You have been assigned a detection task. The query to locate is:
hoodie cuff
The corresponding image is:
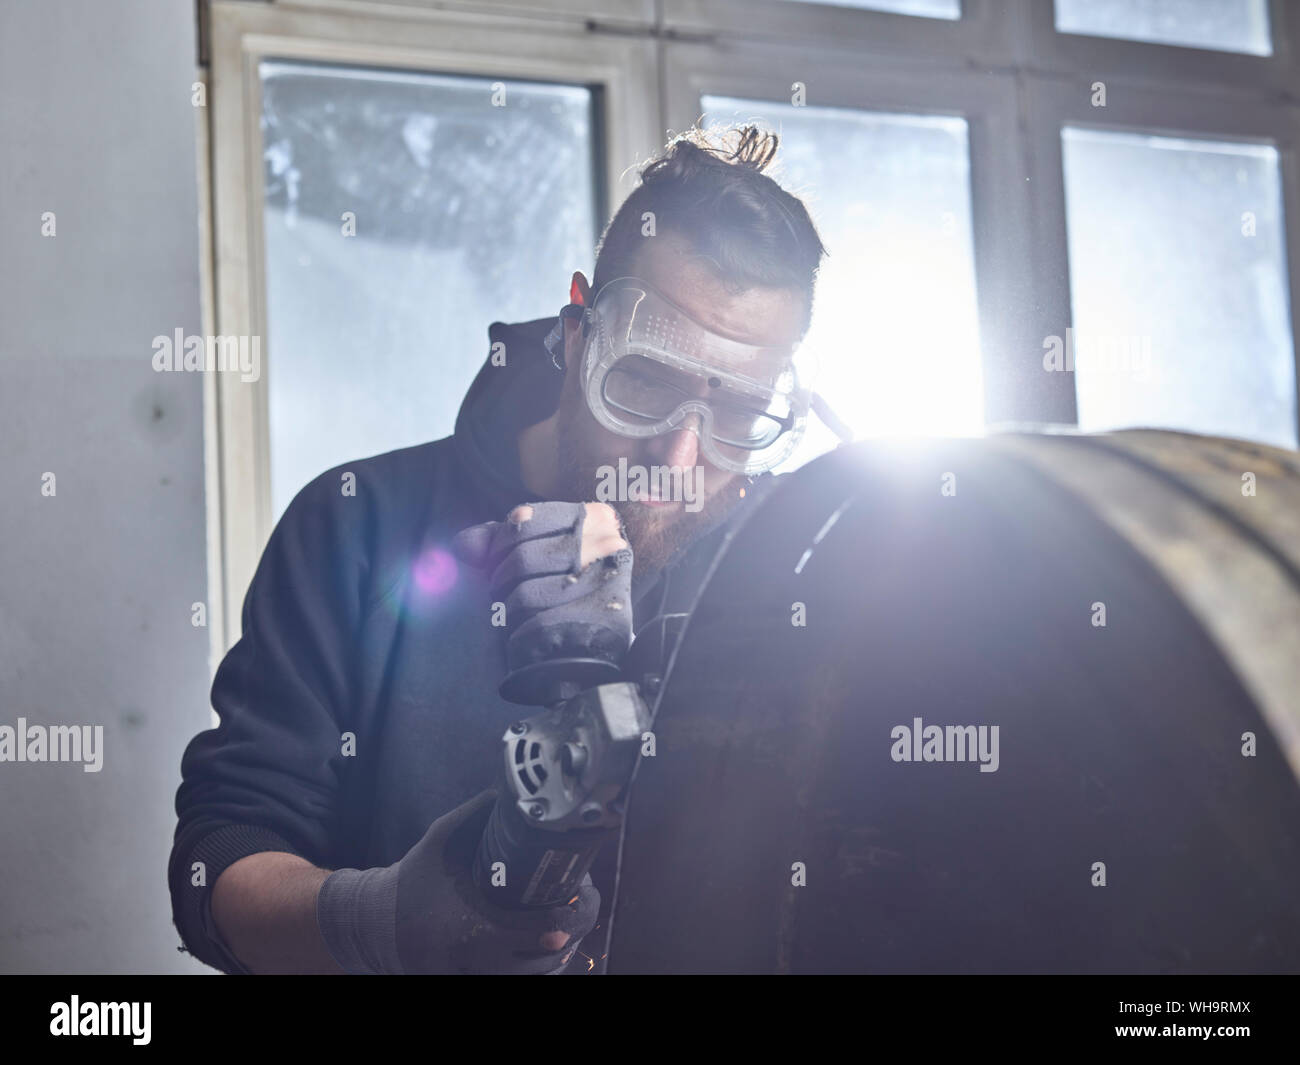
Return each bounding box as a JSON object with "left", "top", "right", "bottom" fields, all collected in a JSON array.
[{"left": 316, "top": 865, "right": 402, "bottom": 975}]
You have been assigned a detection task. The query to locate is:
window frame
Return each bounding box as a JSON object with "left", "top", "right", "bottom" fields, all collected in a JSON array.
[
  {"left": 661, "top": 0, "right": 1300, "bottom": 435},
  {"left": 206, "top": 0, "right": 660, "bottom": 649}
]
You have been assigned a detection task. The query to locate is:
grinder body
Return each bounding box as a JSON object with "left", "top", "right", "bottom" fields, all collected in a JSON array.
[{"left": 473, "top": 681, "right": 651, "bottom": 908}]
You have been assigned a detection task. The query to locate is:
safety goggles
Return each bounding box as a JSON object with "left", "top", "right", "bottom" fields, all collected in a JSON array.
[{"left": 568, "top": 276, "right": 815, "bottom": 476}]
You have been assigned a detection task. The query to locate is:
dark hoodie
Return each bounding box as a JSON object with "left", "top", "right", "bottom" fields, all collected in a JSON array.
[{"left": 167, "top": 316, "right": 763, "bottom": 974}]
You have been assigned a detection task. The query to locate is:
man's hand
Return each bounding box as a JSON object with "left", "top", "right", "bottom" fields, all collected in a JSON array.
[
  {"left": 452, "top": 502, "right": 635, "bottom": 678},
  {"left": 316, "top": 789, "right": 601, "bottom": 974}
]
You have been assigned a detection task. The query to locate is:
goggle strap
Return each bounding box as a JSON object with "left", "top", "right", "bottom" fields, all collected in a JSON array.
[
  {"left": 545, "top": 303, "right": 595, "bottom": 367},
  {"left": 812, "top": 392, "right": 855, "bottom": 444}
]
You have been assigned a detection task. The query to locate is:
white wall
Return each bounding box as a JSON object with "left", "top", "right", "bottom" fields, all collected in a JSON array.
[{"left": 0, "top": 0, "right": 212, "bottom": 973}]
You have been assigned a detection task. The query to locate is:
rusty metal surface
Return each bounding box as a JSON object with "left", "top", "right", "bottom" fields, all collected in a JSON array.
[
  {"left": 605, "top": 431, "right": 1300, "bottom": 974},
  {"left": 993, "top": 430, "right": 1300, "bottom": 781}
]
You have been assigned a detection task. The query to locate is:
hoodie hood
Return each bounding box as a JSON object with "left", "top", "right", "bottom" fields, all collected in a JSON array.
[{"left": 453, "top": 315, "right": 565, "bottom": 518}]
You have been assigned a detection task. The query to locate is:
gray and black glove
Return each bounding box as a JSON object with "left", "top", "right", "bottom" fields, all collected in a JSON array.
[
  {"left": 316, "top": 789, "right": 600, "bottom": 974},
  {"left": 452, "top": 502, "right": 634, "bottom": 682}
]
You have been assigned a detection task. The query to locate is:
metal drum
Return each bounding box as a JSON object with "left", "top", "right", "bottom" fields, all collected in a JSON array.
[{"left": 605, "top": 430, "right": 1300, "bottom": 973}]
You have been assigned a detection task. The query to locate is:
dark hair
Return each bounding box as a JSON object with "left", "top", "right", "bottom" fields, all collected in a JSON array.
[{"left": 592, "top": 124, "right": 827, "bottom": 335}]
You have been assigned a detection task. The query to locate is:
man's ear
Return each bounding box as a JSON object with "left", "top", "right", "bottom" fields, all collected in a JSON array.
[{"left": 570, "top": 271, "right": 592, "bottom": 307}]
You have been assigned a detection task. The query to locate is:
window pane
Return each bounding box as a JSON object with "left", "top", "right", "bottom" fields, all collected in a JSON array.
[
  {"left": 785, "top": 0, "right": 959, "bottom": 19},
  {"left": 1055, "top": 0, "right": 1271, "bottom": 56},
  {"left": 1061, "top": 127, "right": 1296, "bottom": 449},
  {"left": 260, "top": 60, "right": 598, "bottom": 518},
  {"left": 701, "top": 96, "right": 983, "bottom": 467}
]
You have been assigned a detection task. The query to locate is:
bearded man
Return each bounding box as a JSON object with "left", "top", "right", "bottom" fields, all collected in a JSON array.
[{"left": 168, "top": 124, "right": 828, "bottom": 974}]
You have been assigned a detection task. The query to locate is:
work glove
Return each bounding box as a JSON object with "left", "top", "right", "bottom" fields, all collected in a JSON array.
[
  {"left": 316, "top": 789, "right": 600, "bottom": 974},
  {"left": 452, "top": 502, "right": 635, "bottom": 679}
]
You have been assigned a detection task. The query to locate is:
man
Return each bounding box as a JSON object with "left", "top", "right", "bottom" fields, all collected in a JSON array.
[{"left": 168, "top": 124, "right": 827, "bottom": 974}]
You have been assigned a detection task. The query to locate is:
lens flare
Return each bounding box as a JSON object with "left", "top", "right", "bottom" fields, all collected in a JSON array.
[{"left": 412, "top": 545, "right": 458, "bottom": 598}]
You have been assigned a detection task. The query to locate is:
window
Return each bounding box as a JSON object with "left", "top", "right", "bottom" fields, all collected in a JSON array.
[
  {"left": 1054, "top": 0, "right": 1271, "bottom": 56},
  {"left": 1061, "top": 127, "right": 1295, "bottom": 448},
  {"left": 703, "top": 96, "right": 983, "bottom": 466},
  {"left": 260, "top": 60, "right": 599, "bottom": 519}
]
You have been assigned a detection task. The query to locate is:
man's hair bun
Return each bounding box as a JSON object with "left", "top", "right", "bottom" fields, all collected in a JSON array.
[
  {"left": 592, "top": 122, "right": 826, "bottom": 336},
  {"left": 645, "top": 124, "right": 781, "bottom": 182}
]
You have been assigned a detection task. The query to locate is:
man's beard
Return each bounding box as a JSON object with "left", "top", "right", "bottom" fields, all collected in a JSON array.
[{"left": 552, "top": 405, "right": 742, "bottom": 583}]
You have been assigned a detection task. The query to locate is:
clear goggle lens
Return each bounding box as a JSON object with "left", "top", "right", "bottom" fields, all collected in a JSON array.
[{"left": 601, "top": 355, "right": 792, "bottom": 449}]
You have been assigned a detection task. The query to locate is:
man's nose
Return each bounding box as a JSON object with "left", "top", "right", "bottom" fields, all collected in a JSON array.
[{"left": 648, "top": 415, "right": 702, "bottom": 469}]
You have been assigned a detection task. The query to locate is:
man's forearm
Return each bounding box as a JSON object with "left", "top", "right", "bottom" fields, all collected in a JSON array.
[{"left": 211, "top": 852, "right": 344, "bottom": 974}]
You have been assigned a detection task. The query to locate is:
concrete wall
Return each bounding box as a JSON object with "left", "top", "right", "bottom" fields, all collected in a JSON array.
[{"left": 0, "top": 0, "right": 211, "bottom": 973}]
